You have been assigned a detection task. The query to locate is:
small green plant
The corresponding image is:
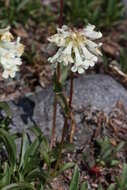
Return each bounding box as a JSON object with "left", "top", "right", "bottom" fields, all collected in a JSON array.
[
  {"left": 0, "top": 102, "right": 12, "bottom": 130},
  {"left": 69, "top": 165, "right": 88, "bottom": 190},
  {"left": 99, "top": 0, "right": 124, "bottom": 27},
  {"left": 116, "top": 163, "right": 127, "bottom": 190},
  {"left": 70, "top": 164, "right": 127, "bottom": 190},
  {"left": 95, "top": 137, "right": 124, "bottom": 166},
  {"left": 83, "top": 137, "right": 124, "bottom": 169},
  {"left": 119, "top": 48, "right": 127, "bottom": 74},
  {"left": 69, "top": 165, "right": 116, "bottom": 190},
  {"left": 0, "top": 121, "right": 74, "bottom": 189},
  {"left": 0, "top": 127, "right": 43, "bottom": 189},
  {"left": 0, "top": 0, "right": 42, "bottom": 27},
  {"left": 65, "top": 0, "right": 124, "bottom": 28}
]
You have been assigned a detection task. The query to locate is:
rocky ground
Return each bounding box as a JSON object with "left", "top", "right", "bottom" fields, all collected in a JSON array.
[
  {"left": 5, "top": 72, "right": 127, "bottom": 189},
  {"left": 8, "top": 74, "right": 127, "bottom": 139}
]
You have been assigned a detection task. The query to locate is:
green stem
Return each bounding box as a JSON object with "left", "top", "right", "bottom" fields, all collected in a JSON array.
[
  {"left": 69, "top": 72, "right": 74, "bottom": 109},
  {"left": 50, "top": 95, "right": 57, "bottom": 150}
]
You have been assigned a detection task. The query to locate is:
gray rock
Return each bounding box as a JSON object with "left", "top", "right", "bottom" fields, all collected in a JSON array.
[
  {"left": 70, "top": 74, "right": 127, "bottom": 112},
  {"left": 123, "top": 0, "right": 127, "bottom": 15},
  {"left": 8, "top": 74, "right": 127, "bottom": 141}
]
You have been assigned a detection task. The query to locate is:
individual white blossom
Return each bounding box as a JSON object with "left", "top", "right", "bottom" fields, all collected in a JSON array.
[
  {"left": 2, "top": 64, "right": 19, "bottom": 79},
  {"left": 0, "top": 26, "right": 13, "bottom": 42},
  {"left": 0, "top": 27, "right": 24, "bottom": 79},
  {"left": 59, "top": 42, "right": 74, "bottom": 66},
  {"left": 48, "top": 24, "right": 102, "bottom": 74}
]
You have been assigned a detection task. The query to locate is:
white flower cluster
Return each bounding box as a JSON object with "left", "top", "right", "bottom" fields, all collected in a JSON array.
[
  {"left": 0, "top": 27, "right": 24, "bottom": 79},
  {"left": 48, "top": 24, "right": 102, "bottom": 74}
]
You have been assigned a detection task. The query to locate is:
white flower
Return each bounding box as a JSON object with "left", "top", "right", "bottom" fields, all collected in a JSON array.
[
  {"left": 0, "top": 37, "right": 24, "bottom": 57},
  {"left": 48, "top": 24, "right": 102, "bottom": 74},
  {"left": 0, "top": 26, "right": 13, "bottom": 42},
  {"left": 85, "top": 40, "right": 102, "bottom": 56},
  {"left": 59, "top": 42, "right": 74, "bottom": 65},
  {"left": 74, "top": 47, "right": 83, "bottom": 66},
  {"left": 0, "top": 27, "right": 24, "bottom": 79},
  {"left": 2, "top": 65, "right": 18, "bottom": 79},
  {"left": 48, "top": 34, "right": 66, "bottom": 47},
  {"left": 1, "top": 56, "right": 22, "bottom": 68},
  {"left": 71, "top": 65, "right": 84, "bottom": 74},
  {"left": 48, "top": 48, "right": 63, "bottom": 65},
  {"left": 83, "top": 24, "right": 102, "bottom": 39},
  {"left": 1, "top": 31, "right": 14, "bottom": 42},
  {"left": 80, "top": 44, "right": 97, "bottom": 62}
]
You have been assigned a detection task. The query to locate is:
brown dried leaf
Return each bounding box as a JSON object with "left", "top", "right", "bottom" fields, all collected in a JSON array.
[
  {"left": 13, "top": 27, "right": 28, "bottom": 38},
  {"left": 102, "top": 41, "right": 120, "bottom": 57},
  {"left": 110, "top": 138, "right": 117, "bottom": 146},
  {"left": 58, "top": 187, "right": 63, "bottom": 190},
  {"left": 5, "top": 0, "right": 10, "bottom": 7}
]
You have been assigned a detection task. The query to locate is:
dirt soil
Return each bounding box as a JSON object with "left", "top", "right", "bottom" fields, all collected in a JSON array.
[{"left": 48, "top": 101, "right": 127, "bottom": 189}]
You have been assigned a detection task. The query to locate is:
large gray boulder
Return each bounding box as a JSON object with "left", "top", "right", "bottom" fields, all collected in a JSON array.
[
  {"left": 71, "top": 74, "right": 127, "bottom": 112},
  {"left": 8, "top": 74, "right": 127, "bottom": 140}
]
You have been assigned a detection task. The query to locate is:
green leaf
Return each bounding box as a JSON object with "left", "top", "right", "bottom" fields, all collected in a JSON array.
[
  {"left": 81, "top": 182, "right": 88, "bottom": 190},
  {"left": 63, "top": 142, "right": 75, "bottom": 151},
  {"left": 30, "top": 126, "right": 43, "bottom": 137},
  {"left": 60, "top": 64, "right": 68, "bottom": 85},
  {"left": 17, "top": 0, "right": 30, "bottom": 11},
  {"left": 0, "top": 102, "right": 12, "bottom": 119},
  {"left": 107, "top": 183, "right": 116, "bottom": 190},
  {"left": 19, "top": 132, "right": 30, "bottom": 170},
  {"left": 107, "top": 0, "right": 115, "bottom": 16},
  {"left": 23, "top": 138, "right": 40, "bottom": 172},
  {"left": 120, "top": 163, "right": 127, "bottom": 189},
  {"left": 0, "top": 162, "right": 11, "bottom": 188},
  {"left": 97, "top": 184, "right": 103, "bottom": 190},
  {"left": 115, "top": 141, "right": 125, "bottom": 152},
  {"left": 56, "top": 162, "right": 75, "bottom": 176},
  {"left": 119, "top": 48, "right": 127, "bottom": 73},
  {"left": 1, "top": 182, "right": 35, "bottom": 190},
  {"left": 26, "top": 168, "right": 41, "bottom": 181},
  {"left": 40, "top": 139, "right": 50, "bottom": 168},
  {"left": 39, "top": 185, "right": 44, "bottom": 190},
  {"left": 53, "top": 72, "right": 62, "bottom": 93},
  {"left": 110, "top": 160, "right": 119, "bottom": 166},
  {"left": 57, "top": 93, "right": 69, "bottom": 117},
  {"left": 0, "top": 129, "right": 16, "bottom": 168},
  {"left": 102, "top": 149, "right": 112, "bottom": 160},
  {"left": 69, "top": 165, "right": 80, "bottom": 190}
]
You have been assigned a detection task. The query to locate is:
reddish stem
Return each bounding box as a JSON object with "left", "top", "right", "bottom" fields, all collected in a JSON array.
[
  {"left": 50, "top": 96, "right": 57, "bottom": 150},
  {"left": 59, "top": 0, "right": 64, "bottom": 28}
]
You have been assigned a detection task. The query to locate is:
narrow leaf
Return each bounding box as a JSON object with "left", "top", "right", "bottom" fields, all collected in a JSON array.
[
  {"left": 19, "top": 132, "right": 30, "bottom": 170},
  {"left": 0, "top": 129, "right": 16, "bottom": 168},
  {"left": 1, "top": 182, "right": 35, "bottom": 190},
  {"left": 69, "top": 165, "right": 80, "bottom": 190}
]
